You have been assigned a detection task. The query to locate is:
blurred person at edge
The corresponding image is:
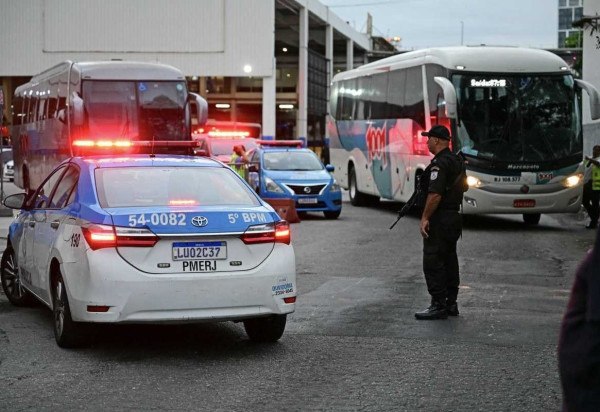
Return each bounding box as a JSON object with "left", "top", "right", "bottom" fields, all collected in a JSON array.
[
  {"left": 558, "top": 229, "right": 600, "bottom": 411},
  {"left": 230, "top": 145, "right": 248, "bottom": 177},
  {"left": 582, "top": 145, "right": 600, "bottom": 229}
]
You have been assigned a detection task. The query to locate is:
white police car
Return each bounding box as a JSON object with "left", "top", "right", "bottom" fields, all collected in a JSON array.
[{"left": 0, "top": 155, "right": 296, "bottom": 347}]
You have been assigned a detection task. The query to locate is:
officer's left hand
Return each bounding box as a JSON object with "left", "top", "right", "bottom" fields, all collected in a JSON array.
[{"left": 420, "top": 219, "right": 429, "bottom": 239}]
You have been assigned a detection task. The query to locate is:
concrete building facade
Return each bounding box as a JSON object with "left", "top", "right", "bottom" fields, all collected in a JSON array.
[{"left": 0, "top": 0, "right": 389, "bottom": 148}]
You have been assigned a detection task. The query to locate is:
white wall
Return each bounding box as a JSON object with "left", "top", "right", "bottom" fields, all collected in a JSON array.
[
  {"left": 0, "top": 0, "right": 274, "bottom": 77},
  {"left": 582, "top": 0, "right": 600, "bottom": 151}
]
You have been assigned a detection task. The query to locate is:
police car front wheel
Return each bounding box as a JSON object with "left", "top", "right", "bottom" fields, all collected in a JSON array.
[
  {"left": 243, "top": 314, "right": 287, "bottom": 342},
  {"left": 53, "top": 274, "right": 88, "bottom": 348}
]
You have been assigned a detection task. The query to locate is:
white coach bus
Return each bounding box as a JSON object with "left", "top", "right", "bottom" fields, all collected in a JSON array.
[
  {"left": 328, "top": 46, "right": 600, "bottom": 224},
  {"left": 10, "top": 60, "right": 208, "bottom": 192}
]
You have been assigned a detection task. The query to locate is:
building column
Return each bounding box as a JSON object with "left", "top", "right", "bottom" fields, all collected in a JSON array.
[
  {"left": 346, "top": 38, "right": 354, "bottom": 71},
  {"left": 325, "top": 24, "right": 334, "bottom": 145},
  {"left": 296, "top": 6, "right": 308, "bottom": 145},
  {"left": 262, "top": 59, "right": 276, "bottom": 140}
]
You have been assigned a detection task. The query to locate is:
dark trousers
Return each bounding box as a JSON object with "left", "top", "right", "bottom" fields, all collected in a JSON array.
[
  {"left": 423, "top": 210, "right": 462, "bottom": 303},
  {"left": 582, "top": 182, "right": 600, "bottom": 223}
]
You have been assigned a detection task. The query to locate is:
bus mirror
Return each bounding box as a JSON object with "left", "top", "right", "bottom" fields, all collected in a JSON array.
[
  {"left": 434, "top": 77, "right": 458, "bottom": 119},
  {"left": 57, "top": 109, "right": 66, "bottom": 124},
  {"left": 189, "top": 93, "right": 208, "bottom": 127},
  {"left": 71, "top": 92, "right": 84, "bottom": 126},
  {"left": 575, "top": 79, "right": 600, "bottom": 120}
]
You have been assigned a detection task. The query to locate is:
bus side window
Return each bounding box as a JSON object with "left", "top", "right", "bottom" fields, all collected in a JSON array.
[
  {"left": 387, "top": 69, "right": 406, "bottom": 119},
  {"left": 404, "top": 66, "right": 425, "bottom": 128},
  {"left": 370, "top": 72, "right": 389, "bottom": 120},
  {"left": 12, "top": 95, "right": 23, "bottom": 125}
]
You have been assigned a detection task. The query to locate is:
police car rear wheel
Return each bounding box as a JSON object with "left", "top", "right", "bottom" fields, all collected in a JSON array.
[
  {"left": 1, "top": 247, "right": 34, "bottom": 306},
  {"left": 523, "top": 213, "right": 541, "bottom": 225},
  {"left": 243, "top": 314, "right": 287, "bottom": 342},
  {"left": 53, "top": 274, "right": 87, "bottom": 348}
]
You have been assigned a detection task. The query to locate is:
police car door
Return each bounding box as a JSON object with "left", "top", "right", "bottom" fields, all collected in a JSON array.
[
  {"left": 24, "top": 165, "right": 68, "bottom": 300},
  {"left": 32, "top": 165, "right": 79, "bottom": 304}
]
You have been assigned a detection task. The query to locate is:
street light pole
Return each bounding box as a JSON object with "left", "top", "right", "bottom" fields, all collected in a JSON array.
[{"left": 461, "top": 21, "right": 464, "bottom": 46}]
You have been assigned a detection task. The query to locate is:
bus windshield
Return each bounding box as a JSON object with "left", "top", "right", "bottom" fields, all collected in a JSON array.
[
  {"left": 81, "top": 80, "right": 187, "bottom": 141},
  {"left": 453, "top": 74, "right": 581, "bottom": 163}
]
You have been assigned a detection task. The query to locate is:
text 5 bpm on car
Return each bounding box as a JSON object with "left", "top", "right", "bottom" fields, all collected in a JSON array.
[{"left": 0, "top": 155, "right": 296, "bottom": 348}]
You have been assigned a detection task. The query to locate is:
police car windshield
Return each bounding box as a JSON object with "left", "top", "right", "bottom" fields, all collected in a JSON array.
[
  {"left": 263, "top": 151, "right": 323, "bottom": 171},
  {"left": 95, "top": 166, "right": 260, "bottom": 207},
  {"left": 82, "top": 80, "right": 187, "bottom": 141},
  {"left": 453, "top": 74, "right": 581, "bottom": 163},
  {"left": 210, "top": 139, "right": 257, "bottom": 156}
]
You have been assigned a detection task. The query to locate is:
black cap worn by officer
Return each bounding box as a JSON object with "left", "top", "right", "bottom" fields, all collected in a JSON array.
[{"left": 415, "top": 125, "right": 465, "bottom": 321}]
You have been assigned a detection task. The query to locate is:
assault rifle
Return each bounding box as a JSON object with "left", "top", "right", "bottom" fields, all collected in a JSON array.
[{"left": 389, "top": 188, "right": 421, "bottom": 230}]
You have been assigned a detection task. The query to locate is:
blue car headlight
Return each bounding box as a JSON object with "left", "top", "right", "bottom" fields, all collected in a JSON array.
[
  {"left": 264, "top": 176, "right": 285, "bottom": 194},
  {"left": 330, "top": 179, "right": 341, "bottom": 192}
]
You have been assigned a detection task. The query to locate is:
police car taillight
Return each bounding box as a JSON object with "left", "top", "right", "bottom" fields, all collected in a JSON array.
[
  {"left": 82, "top": 225, "right": 158, "bottom": 250},
  {"left": 241, "top": 221, "right": 291, "bottom": 245}
]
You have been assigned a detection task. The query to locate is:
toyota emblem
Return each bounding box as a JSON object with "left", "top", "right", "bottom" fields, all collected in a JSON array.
[
  {"left": 303, "top": 186, "right": 311, "bottom": 194},
  {"left": 191, "top": 216, "right": 209, "bottom": 227}
]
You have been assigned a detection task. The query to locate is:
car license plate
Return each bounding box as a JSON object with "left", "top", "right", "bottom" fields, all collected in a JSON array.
[
  {"left": 172, "top": 241, "right": 227, "bottom": 261},
  {"left": 513, "top": 199, "right": 536, "bottom": 208},
  {"left": 298, "top": 197, "right": 318, "bottom": 204}
]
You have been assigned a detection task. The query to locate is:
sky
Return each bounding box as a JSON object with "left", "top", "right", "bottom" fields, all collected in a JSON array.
[{"left": 320, "top": 0, "right": 558, "bottom": 50}]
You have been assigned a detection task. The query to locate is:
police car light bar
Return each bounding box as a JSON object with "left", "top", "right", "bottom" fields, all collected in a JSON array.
[
  {"left": 207, "top": 131, "right": 250, "bottom": 138},
  {"left": 73, "top": 140, "right": 200, "bottom": 148},
  {"left": 256, "top": 140, "right": 303, "bottom": 148}
]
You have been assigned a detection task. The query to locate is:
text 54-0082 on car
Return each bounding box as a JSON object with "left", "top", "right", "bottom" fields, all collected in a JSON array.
[{"left": 0, "top": 155, "right": 296, "bottom": 348}]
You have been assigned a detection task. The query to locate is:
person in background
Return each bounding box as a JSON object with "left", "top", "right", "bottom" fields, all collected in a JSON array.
[
  {"left": 558, "top": 229, "right": 600, "bottom": 411},
  {"left": 230, "top": 145, "right": 248, "bottom": 178},
  {"left": 582, "top": 145, "right": 600, "bottom": 229}
]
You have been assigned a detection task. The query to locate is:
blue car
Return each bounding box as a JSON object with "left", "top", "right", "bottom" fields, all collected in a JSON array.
[
  {"left": 0, "top": 155, "right": 296, "bottom": 347},
  {"left": 246, "top": 141, "right": 342, "bottom": 219}
]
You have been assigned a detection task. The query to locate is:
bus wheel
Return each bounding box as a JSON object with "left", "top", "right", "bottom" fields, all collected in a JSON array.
[
  {"left": 523, "top": 213, "right": 541, "bottom": 225},
  {"left": 349, "top": 166, "right": 367, "bottom": 206}
]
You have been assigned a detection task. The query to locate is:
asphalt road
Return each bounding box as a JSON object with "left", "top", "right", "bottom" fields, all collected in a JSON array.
[{"left": 0, "top": 191, "right": 596, "bottom": 411}]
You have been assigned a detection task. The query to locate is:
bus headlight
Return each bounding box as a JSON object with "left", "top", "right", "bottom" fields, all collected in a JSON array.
[
  {"left": 563, "top": 174, "right": 582, "bottom": 188},
  {"left": 466, "top": 175, "right": 481, "bottom": 188},
  {"left": 264, "top": 176, "right": 285, "bottom": 193}
]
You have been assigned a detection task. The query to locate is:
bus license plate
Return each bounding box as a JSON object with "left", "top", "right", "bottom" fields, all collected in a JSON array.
[
  {"left": 172, "top": 241, "right": 227, "bottom": 261},
  {"left": 298, "top": 198, "right": 318, "bottom": 204},
  {"left": 513, "top": 199, "right": 536, "bottom": 208}
]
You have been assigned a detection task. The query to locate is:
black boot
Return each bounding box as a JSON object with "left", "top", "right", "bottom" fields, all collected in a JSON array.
[
  {"left": 446, "top": 300, "right": 459, "bottom": 317},
  {"left": 415, "top": 299, "right": 448, "bottom": 320}
]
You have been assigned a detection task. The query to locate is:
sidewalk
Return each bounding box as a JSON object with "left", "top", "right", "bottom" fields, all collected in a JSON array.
[{"left": 0, "top": 214, "right": 16, "bottom": 239}]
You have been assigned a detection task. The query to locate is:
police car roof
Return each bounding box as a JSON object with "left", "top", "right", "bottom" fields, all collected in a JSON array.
[
  {"left": 260, "top": 147, "right": 311, "bottom": 153},
  {"left": 68, "top": 154, "right": 224, "bottom": 169}
]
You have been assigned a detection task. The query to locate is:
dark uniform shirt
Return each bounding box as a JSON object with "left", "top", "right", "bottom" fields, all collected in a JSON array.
[
  {"left": 558, "top": 232, "right": 600, "bottom": 411},
  {"left": 427, "top": 148, "right": 464, "bottom": 210}
]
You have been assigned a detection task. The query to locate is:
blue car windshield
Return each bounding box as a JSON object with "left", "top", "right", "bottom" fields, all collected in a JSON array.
[{"left": 263, "top": 151, "right": 323, "bottom": 171}]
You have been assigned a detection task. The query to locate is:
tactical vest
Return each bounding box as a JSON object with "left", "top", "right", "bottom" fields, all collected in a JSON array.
[
  {"left": 593, "top": 164, "right": 600, "bottom": 191},
  {"left": 230, "top": 153, "right": 244, "bottom": 176}
]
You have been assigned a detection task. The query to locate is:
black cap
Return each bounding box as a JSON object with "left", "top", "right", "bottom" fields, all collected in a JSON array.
[{"left": 421, "top": 125, "right": 451, "bottom": 140}]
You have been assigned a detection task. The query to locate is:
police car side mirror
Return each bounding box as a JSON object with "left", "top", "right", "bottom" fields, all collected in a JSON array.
[
  {"left": 248, "top": 164, "right": 258, "bottom": 173},
  {"left": 325, "top": 164, "right": 335, "bottom": 172},
  {"left": 3, "top": 193, "right": 27, "bottom": 210}
]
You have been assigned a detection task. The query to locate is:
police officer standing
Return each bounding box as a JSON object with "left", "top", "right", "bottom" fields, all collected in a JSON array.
[
  {"left": 583, "top": 145, "right": 600, "bottom": 229},
  {"left": 415, "top": 125, "right": 465, "bottom": 320}
]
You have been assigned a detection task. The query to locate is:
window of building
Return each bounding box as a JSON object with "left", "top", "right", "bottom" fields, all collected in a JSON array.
[
  {"left": 559, "top": 31, "right": 567, "bottom": 48},
  {"left": 206, "top": 77, "right": 232, "bottom": 94},
  {"left": 559, "top": 8, "right": 573, "bottom": 30},
  {"left": 559, "top": 0, "right": 567, "bottom": 6},
  {"left": 574, "top": 7, "right": 583, "bottom": 21},
  {"left": 569, "top": 0, "right": 580, "bottom": 6}
]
